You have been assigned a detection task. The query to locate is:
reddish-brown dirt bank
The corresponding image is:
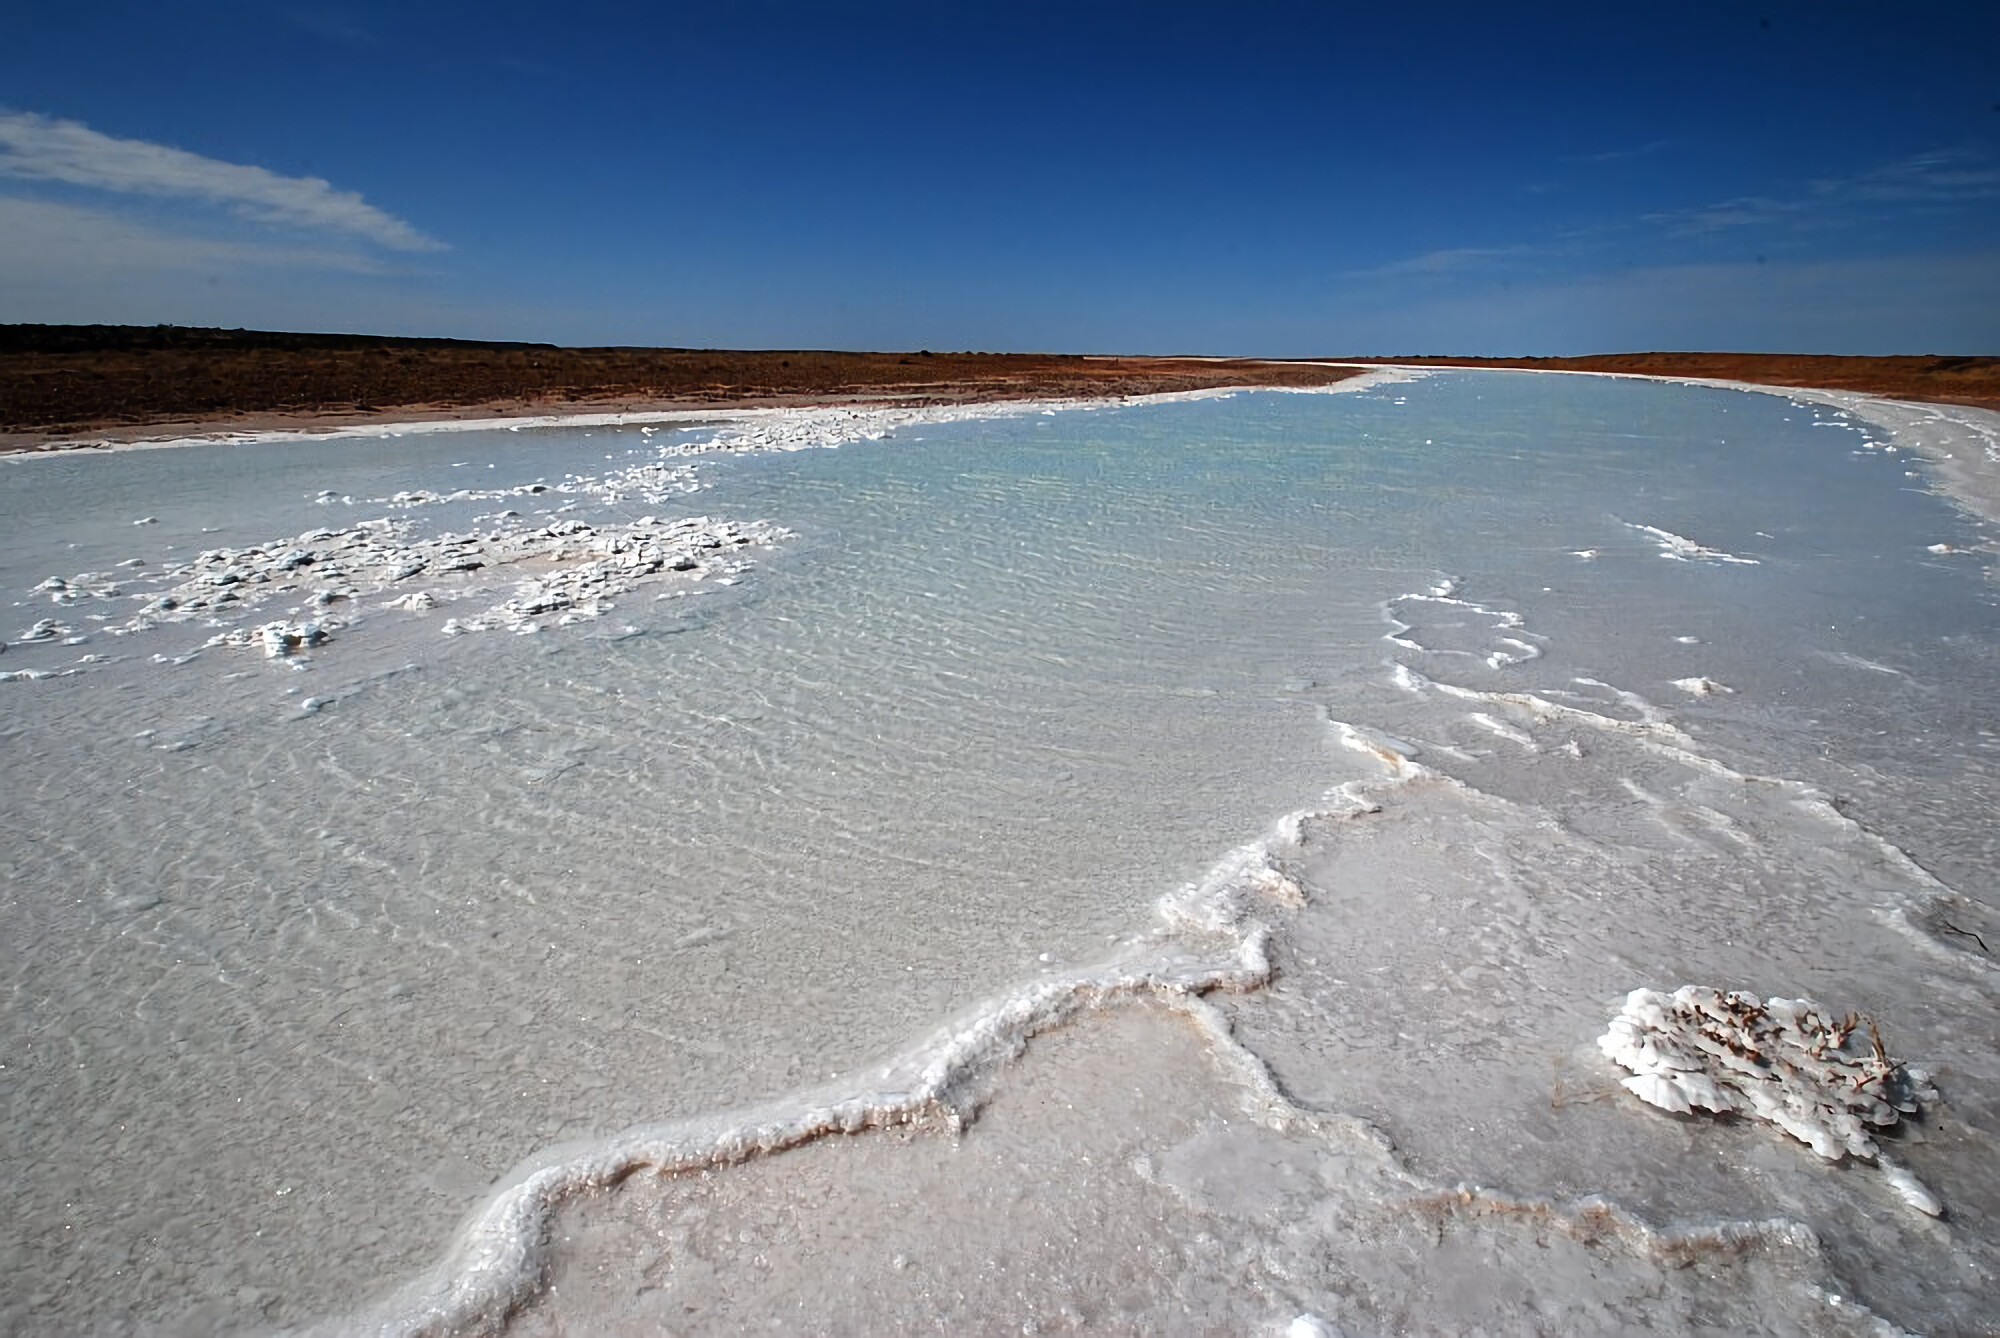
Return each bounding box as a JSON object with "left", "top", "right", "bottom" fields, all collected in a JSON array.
[
  {"left": 0, "top": 327, "right": 1358, "bottom": 449},
  {"left": 1334, "top": 352, "right": 2000, "bottom": 410}
]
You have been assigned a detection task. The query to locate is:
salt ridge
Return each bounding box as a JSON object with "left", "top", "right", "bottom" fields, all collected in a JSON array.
[
  {"left": 1622, "top": 521, "right": 1761, "bottom": 565},
  {"left": 308, "top": 697, "right": 1911, "bottom": 1337}
]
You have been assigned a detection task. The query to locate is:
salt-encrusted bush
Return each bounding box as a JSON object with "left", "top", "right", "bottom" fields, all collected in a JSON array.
[{"left": 1599, "top": 985, "right": 1941, "bottom": 1215}]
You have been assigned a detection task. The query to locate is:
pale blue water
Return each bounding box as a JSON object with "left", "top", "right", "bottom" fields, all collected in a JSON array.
[{"left": 2, "top": 373, "right": 1995, "bottom": 1334}]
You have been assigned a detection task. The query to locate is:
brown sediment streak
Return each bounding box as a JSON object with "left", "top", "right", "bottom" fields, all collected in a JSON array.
[{"left": 1401, "top": 1182, "right": 1827, "bottom": 1269}]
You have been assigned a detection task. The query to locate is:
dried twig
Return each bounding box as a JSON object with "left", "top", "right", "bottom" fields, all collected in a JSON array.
[{"left": 1937, "top": 921, "right": 1991, "bottom": 955}]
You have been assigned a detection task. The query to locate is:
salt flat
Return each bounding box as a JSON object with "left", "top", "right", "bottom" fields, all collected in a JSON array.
[{"left": 2, "top": 371, "right": 1995, "bottom": 1335}]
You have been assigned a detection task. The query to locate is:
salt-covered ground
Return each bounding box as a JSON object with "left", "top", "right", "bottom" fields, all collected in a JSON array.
[{"left": 2, "top": 371, "right": 1995, "bottom": 1336}]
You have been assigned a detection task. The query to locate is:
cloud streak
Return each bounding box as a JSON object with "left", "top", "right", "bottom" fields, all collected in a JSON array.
[
  {"left": 0, "top": 110, "right": 443, "bottom": 251},
  {"left": 1813, "top": 150, "right": 2000, "bottom": 205},
  {"left": 1647, "top": 148, "right": 2000, "bottom": 236},
  {"left": 1341, "top": 245, "right": 1529, "bottom": 281},
  {"left": 0, "top": 195, "right": 401, "bottom": 278}
]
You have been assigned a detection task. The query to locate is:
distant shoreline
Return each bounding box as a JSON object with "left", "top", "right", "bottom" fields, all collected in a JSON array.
[
  {"left": 2, "top": 328, "right": 1992, "bottom": 456},
  {"left": 1330, "top": 352, "right": 2000, "bottom": 414},
  {"left": 0, "top": 333, "right": 1361, "bottom": 454}
]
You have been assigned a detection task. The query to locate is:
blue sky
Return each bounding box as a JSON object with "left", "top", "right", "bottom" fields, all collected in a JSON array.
[{"left": 3, "top": 2, "right": 1996, "bottom": 353}]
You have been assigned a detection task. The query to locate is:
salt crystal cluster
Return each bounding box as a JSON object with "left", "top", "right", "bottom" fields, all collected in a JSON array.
[
  {"left": 1600, "top": 985, "right": 1942, "bottom": 1215},
  {"left": 23, "top": 513, "right": 783, "bottom": 658}
]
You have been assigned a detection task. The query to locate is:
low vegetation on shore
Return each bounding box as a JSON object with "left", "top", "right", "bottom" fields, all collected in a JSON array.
[
  {"left": 0, "top": 327, "right": 1354, "bottom": 440},
  {"left": 2, "top": 326, "right": 1992, "bottom": 446}
]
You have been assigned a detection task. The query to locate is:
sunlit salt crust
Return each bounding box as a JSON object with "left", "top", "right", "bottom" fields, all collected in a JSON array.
[
  {"left": 1600, "top": 986, "right": 1941, "bottom": 1216},
  {"left": 25, "top": 513, "right": 786, "bottom": 659},
  {"left": 1622, "top": 522, "right": 1760, "bottom": 565},
  {"left": 1387, "top": 649, "right": 1995, "bottom": 984},
  {"left": 312, "top": 807, "right": 1328, "bottom": 1335},
  {"left": 321, "top": 703, "right": 1916, "bottom": 1337},
  {"left": 8, "top": 365, "right": 1988, "bottom": 1333},
  {"left": 1382, "top": 578, "right": 1545, "bottom": 669}
]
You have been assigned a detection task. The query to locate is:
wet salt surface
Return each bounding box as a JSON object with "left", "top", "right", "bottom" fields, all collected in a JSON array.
[
  {"left": 3, "top": 372, "right": 1997, "bottom": 1334},
  {"left": 520, "top": 1006, "right": 1899, "bottom": 1337}
]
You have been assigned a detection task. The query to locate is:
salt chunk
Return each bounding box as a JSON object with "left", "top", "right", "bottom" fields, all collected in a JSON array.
[
  {"left": 1621, "top": 1071, "right": 1691, "bottom": 1113},
  {"left": 1601, "top": 985, "right": 1939, "bottom": 1215},
  {"left": 1879, "top": 1157, "right": 1943, "bottom": 1217}
]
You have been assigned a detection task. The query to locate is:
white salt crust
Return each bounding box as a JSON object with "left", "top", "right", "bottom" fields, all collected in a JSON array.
[
  {"left": 1598, "top": 986, "right": 1941, "bottom": 1217},
  {"left": 312, "top": 729, "right": 1920, "bottom": 1337}
]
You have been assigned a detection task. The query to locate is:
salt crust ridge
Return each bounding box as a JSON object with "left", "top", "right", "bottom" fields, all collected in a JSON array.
[
  {"left": 1621, "top": 521, "right": 1760, "bottom": 565},
  {"left": 1382, "top": 578, "right": 1545, "bottom": 669},
  {"left": 305, "top": 801, "right": 1315, "bottom": 1335},
  {"left": 1384, "top": 571, "right": 1982, "bottom": 980},
  {"left": 307, "top": 720, "right": 1898, "bottom": 1337}
]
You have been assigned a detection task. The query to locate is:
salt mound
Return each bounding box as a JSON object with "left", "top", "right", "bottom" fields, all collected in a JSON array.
[
  {"left": 1669, "top": 676, "right": 1734, "bottom": 697},
  {"left": 1600, "top": 986, "right": 1942, "bottom": 1215},
  {"left": 204, "top": 619, "right": 335, "bottom": 658}
]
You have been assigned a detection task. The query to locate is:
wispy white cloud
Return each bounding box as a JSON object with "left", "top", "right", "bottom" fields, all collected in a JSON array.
[
  {"left": 0, "top": 195, "right": 400, "bottom": 278},
  {"left": 1812, "top": 149, "right": 2000, "bottom": 205},
  {"left": 1645, "top": 193, "right": 1800, "bottom": 235},
  {"left": 0, "top": 110, "right": 442, "bottom": 251},
  {"left": 1341, "top": 246, "right": 1528, "bottom": 281},
  {"left": 1323, "top": 250, "right": 2000, "bottom": 356},
  {"left": 1571, "top": 138, "right": 1677, "bottom": 165},
  {"left": 0, "top": 195, "right": 533, "bottom": 336},
  {"left": 1646, "top": 148, "right": 2000, "bottom": 237},
  {"left": 282, "top": 5, "right": 382, "bottom": 45}
]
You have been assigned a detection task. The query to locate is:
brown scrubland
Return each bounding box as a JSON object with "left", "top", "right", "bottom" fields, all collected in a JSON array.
[{"left": 2, "top": 326, "right": 1992, "bottom": 452}]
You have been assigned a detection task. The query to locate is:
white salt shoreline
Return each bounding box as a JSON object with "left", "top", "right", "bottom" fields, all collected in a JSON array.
[
  {"left": 1323, "top": 362, "right": 2000, "bottom": 531},
  {"left": 0, "top": 369, "right": 1424, "bottom": 461},
  {"left": 18, "top": 359, "right": 1991, "bottom": 535}
]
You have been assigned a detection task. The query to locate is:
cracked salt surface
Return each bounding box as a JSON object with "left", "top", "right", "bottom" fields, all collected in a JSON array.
[{"left": 3, "top": 370, "right": 1997, "bottom": 1336}]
